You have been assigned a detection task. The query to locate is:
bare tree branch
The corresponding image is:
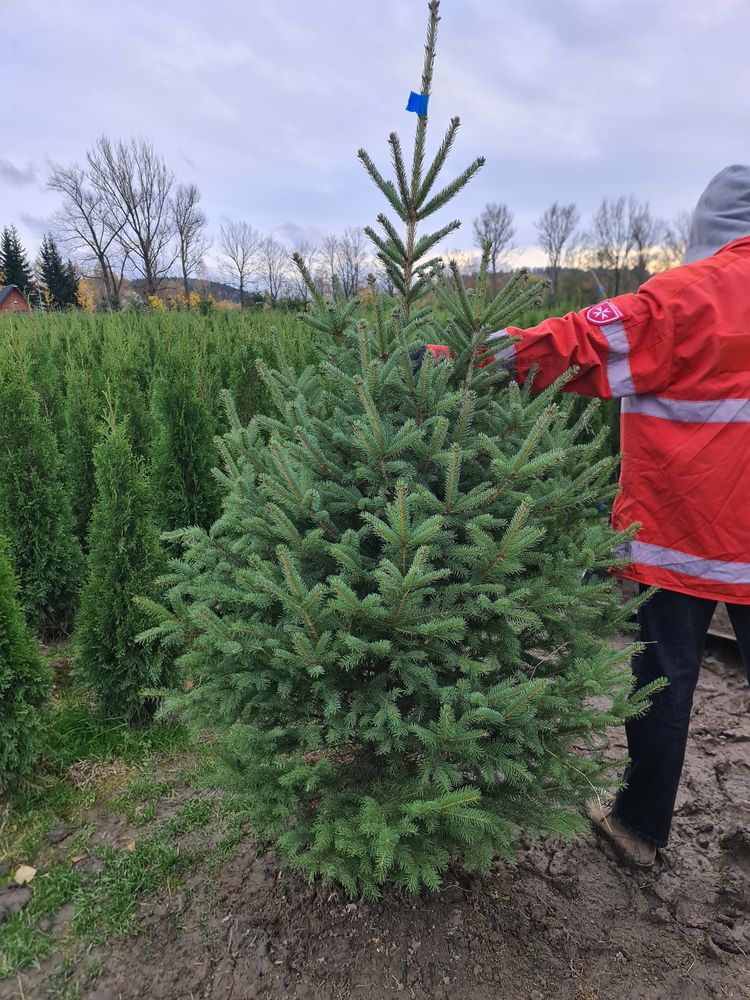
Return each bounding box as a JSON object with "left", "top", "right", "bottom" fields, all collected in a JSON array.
[
  {"left": 661, "top": 210, "right": 694, "bottom": 269},
  {"left": 585, "top": 196, "right": 634, "bottom": 297},
  {"left": 218, "top": 220, "right": 260, "bottom": 307},
  {"left": 256, "top": 235, "right": 289, "bottom": 306},
  {"left": 172, "top": 182, "right": 210, "bottom": 300},
  {"left": 472, "top": 202, "right": 515, "bottom": 277},
  {"left": 287, "top": 240, "right": 319, "bottom": 303},
  {"left": 629, "top": 200, "right": 664, "bottom": 286},
  {"left": 86, "top": 136, "right": 177, "bottom": 296},
  {"left": 337, "top": 226, "right": 368, "bottom": 299},
  {"left": 444, "top": 248, "right": 479, "bottom": 277},
  {"left": 319, "top": 234, "right": 340, "bottom": 298},
  {"left": 47, "top": 161, "right": 127, "bottom": 309},
  {"left": 535, "top": 201, "right": 579, "bottom": 302}
]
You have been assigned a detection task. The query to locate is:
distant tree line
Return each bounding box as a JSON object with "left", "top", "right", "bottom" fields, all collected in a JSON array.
[
  {"left": 471, "top": 197, "right": 692, "bottom": 303},
  {"left": 1, "top": 132, "right": 695, "bottom": 313},
  {"left": 0, "top": 226, "right": 80, "bottom": 310}
]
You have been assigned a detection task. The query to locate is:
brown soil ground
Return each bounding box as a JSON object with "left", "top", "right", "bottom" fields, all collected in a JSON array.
[{"left": 5, "top": 641, "right": 750, "bottom": 1000}]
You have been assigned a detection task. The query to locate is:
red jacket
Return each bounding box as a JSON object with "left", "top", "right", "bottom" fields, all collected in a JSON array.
[{"left": 490, "top": 236, "right": 750, "bottom": 604}]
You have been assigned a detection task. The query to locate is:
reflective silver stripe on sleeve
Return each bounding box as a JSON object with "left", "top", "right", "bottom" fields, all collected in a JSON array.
[
  {"left": 488, "top": 329, "right": 516, "bottom": 374},
  {"left": 617, "top": 540, "right": 750, "bottom": 585},
  {"left": 622, "top": 395, "right": 750, "bottom": 423},
  {"left": 599, "top": 319, "right": 636, "bottom": 398}
]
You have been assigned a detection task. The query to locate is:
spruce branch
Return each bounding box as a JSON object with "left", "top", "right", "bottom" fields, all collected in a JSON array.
[
  {"left": 388, "top": 133, "right": 413, "bottom": 214},
  {"left": 357, "top": 149, "right": 408, "bottom": 222},
  {"left": 375, "top": 213, "right": 409, "bottom": 259},
  {"left": 418, "top": 156, "right": 486, "bottom": 220},
  {"left": 292, "top": 251, "right": 326, "bottom": 310},
  {"left": 364, "top": 226, "right": 406, "bottom": 267},
  {"left": 412, "top": 220, "right": 462, "bottom": 263},
  {"left": 417, "top": 117, "right": 460, "bottom": 206}
]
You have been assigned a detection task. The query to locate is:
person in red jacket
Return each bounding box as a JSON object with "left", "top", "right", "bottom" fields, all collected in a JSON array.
[
  {"left": 422, "top": 165, "right": 750, "bottom": 865},
  {"left": 487, "top": 164, "right": 750, "bottom": 867}
]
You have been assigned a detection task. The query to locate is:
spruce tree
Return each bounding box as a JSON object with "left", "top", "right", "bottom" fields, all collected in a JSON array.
[
  {"left": 63, "top": 260, "right": 80, "bottom": 307},
  {"left": 0, "top": 225, "right": 34, "bottom": 295},
  {"left": 74, "top": 409, "right": 170, "bottom": 723},
  {"left": 0, "top": 535, "right": 53, "bottom": 791},
  {"left": 0, "top": 353, "right": 83, "bottom": 631},
  {"left": 143, "top": 1, "right": 657, "bottom": 897},
  {"left": 38, "top": 234, "right": 79, "bottom": 309}
]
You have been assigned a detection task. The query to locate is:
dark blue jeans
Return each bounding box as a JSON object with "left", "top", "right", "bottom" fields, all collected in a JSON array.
[{"left": 613, "top": 586, "right": 750, "bottom": 848}]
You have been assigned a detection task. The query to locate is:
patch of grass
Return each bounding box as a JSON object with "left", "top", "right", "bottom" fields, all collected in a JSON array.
[
  {"left": 46, "top": 971, "right": 83, "bottom": 1000},
  {"left": 1, "top": 806, "right": 212, "bottom": 978},
  {"left": 118, "top": 777, "right": 174, "bottom": 805},
  {"left": 1, "top": 785, "right": 91, "bottom": 865},
  {"left": 0, "top": 690, "right": 241, "bottom": 991},
  {"left": 166, "top": 797, "right": 214, "bottom": 836},
  {"left": 3, "top": 794, "right": 219, "bottom": 973},
  {"left": 0, "top": 919, "right": 51, "bottom": 979},
  {"left": 1, "top": 693, "right": 192, "bottom": 863},
  {"left": 44, "top": 695, "right": 190, "bottom": 773},
  {"left": 68, "top": 825, "right": 95, "bottom": 855},
  {"left": 206, "top": 794, "right": 253, "bottom": 872},
  {"left": 113, "top": 776, "right": 175, "bottom": 826},
  {"left": 0, "top": 865, "right": 82, "bottom": 977},
  {"left": 73, "top": 838, "right": 192, "bottom": 943},
  {"left": 47, "top": 944, "right": 105, "bottom": 999}
]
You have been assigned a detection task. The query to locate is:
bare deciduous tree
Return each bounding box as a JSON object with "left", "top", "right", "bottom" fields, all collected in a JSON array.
[
  {"left": 472, "top": 202, "right": 515, "bottom": 278},
  {"left": 535, "top": 201, "right": 579, "bottom": 302},
  {"left": 586, "top": 196, "right": 634, "bottom": 297},
  {"left": 662, "top": 210, "right": 694, "bottom": 269},
  {"left": 337, "top": 226, "right": 368, "bottom": 299},
  {"left": 319, "top": 233, "right": 340, "bottom": 297},
  {"left": 47, "top": 162, "right": 127, "bottom": 310},
  {"left": 218, "top": 220, "right": 260, "bottom": 307},
  {"left": 86, "top": 136, "right": 177, "bottom": 296},
  {"left": 257, "top": 235, "right": 289, "bottom": 306},
  {"left": 172, "top": 182, "right": 210, "bottom": 301},
  {"left": 445, "top": 249, "right": 479, "bottom": 277},
  {"left": 629, "top": 200, "right": 664, "bottom": 286},
  {"left": 373, "top": 259, "right": 397, "bottom": 297},
  {"left": 287, "top": 240, "right": 319, "bottom": 303}
]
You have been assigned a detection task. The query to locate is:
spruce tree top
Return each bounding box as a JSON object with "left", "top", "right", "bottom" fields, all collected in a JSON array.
[
  {"left": 145, "top": 1, "right": 652, "bottom": 898},
  {"left": 0, "top": 226, "right": 34, "bottom": 295}
]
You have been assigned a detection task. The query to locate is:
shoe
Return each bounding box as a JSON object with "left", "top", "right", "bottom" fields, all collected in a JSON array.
[{"left": 588, "top": 800, "right": 657, "bottom": 868}]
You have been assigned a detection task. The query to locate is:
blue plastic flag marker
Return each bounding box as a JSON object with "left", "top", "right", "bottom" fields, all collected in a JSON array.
[{"left": 406, "top": 91, "right": 429, "bottom": 116}]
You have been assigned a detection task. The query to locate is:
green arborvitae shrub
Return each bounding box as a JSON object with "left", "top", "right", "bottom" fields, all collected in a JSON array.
[
  {"left": 0, "top": 535, "right": 53, "bottom": 791},
  {"left": 141, "top": 2, "right": 657, "bottom": 897},
  {"left": 103, "top": 332, "right": 155, "bottom": 461},
  {"left": 74, "top": 412, "right": 171, "bottom": 723},
  {"left": 22, "top": 331, "right": 67, "bottom": 447},
  {"left": 0, "top": 354, "right": 84, "bottom": 632},
  {"left": 62, "top": 357, "right": 103, "bottom": 546},
  {"left": 149, "top": 349, "right": 221, "bottom": 531}
]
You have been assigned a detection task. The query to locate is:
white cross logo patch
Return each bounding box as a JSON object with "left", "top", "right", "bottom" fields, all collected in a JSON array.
[{"left": 585, "top": 300, "right": 624, "bottom": 326}]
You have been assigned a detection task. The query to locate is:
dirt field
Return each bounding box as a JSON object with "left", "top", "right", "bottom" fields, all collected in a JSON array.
[{"left": 3, "top": 639, "right": 748, "bottom": 1000}]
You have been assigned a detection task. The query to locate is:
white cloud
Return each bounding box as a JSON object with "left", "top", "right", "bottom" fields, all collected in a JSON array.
[{"left": 2, "top": 0, "right": 749, "bottom": 259}]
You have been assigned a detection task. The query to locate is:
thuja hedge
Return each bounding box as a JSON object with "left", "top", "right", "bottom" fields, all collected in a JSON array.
[{"left": 0, "top": 309, "right": 324, "bottom": 632}]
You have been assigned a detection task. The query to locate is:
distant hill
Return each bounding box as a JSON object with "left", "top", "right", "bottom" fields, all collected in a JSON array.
[{"left": 129, "top": 277, "right": 243, "bottom": 303}]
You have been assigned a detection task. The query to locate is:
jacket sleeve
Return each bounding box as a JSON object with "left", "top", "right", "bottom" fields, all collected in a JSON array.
[{"left": 489, "top": 287, "right": 675, "bottom": 399}]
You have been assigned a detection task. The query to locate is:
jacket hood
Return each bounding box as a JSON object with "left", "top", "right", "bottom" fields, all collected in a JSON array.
[{"left": 685, "top": 164, "right": 750, "bottom": 263}]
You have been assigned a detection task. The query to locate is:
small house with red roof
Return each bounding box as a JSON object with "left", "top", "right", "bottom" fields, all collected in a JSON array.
[{"left": 0, "top": 285, "right": 30, "bottom": 313}]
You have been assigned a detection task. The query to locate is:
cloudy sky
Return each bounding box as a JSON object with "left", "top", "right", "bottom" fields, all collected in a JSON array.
[{"left": 2, "top": 0, "right": 748, "bottom": 270}]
